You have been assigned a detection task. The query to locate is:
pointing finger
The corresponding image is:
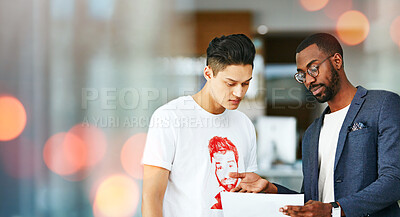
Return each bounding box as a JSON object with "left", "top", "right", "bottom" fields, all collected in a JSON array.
[{"left": 229, "top": 172, "right": 246, "bottom": 179}]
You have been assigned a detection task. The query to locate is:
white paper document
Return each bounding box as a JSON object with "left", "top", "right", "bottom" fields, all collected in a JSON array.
[{"left": 221, "top": 192, "right": 304, "bottom": 217}]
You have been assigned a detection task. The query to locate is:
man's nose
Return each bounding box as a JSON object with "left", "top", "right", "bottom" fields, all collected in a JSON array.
[
  {"left": 233, "top": 86, "right": 244, "bottom": 98},
  {"left": 304, "top": 72, "right": 316, "bottom": 88}
]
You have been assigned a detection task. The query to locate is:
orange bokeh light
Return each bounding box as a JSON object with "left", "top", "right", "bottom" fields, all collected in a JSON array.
[
  {"left": 390, "top": 16, "right": 400, "bottom": 47},
  {"left": 93, "top": 175, "right": 140, "bottom": 217},
  {"left": 0, "top": 96, "right": 27, "bottom": 141},
  {"left": 68, "top": 124, "right": 107, "bottom": 167},
  {"left": 121, "top": 133, "right": 147, "bottom": 179},
  {"left": 299, "top": 0, "right": 329, "bottom": 11},
  {"left": 43, "top": 132, "right": 87, "bottom": 176},
  {"left": 336, "top": 10, "right": 370, "bottom": 46},
  {"left": 42, "top": 124, "right": 107, "bottom": 180},
  {"left": 323, "top": 0, "right": 352, "bottom": 20}
]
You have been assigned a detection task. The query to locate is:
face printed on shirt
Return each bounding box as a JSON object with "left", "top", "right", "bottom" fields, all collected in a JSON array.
[
  {"left": 213, "top": 151, "right": 238, "bottom": 190},
  {"left": 209, "top": 136, "right": 239, "bottom": 209}
]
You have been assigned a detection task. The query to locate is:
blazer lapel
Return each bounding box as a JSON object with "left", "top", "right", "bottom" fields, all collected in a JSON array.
[{"left": 334, "top": 86, "right": 368, "bottom": 171}]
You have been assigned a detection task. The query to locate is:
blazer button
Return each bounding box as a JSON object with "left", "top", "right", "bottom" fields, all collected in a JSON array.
[{"left": 336, "top": 179, "right": 343, "bottom": 183}]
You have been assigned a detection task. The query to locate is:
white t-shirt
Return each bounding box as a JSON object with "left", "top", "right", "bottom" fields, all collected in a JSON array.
[
  {"left": 318, "top": 105, "right": 350, "bottom": 203},
  {"left": 142, "top": 96, "right": 258, "bottom": 217}
]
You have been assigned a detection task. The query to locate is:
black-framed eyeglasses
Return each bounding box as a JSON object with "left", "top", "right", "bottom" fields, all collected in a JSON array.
[{"left": 294, "top": 55, "right": 333, "bottom": 84}]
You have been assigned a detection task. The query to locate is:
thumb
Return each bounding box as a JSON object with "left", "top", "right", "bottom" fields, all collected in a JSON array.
[{"left": 229, "top": 172, "right": 246, "bottom": 179}]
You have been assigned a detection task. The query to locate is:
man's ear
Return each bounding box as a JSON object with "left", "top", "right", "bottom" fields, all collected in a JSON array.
[
  {"left": 204, "top": 66, "right": 214, "bottom": 81},
  {"left": 333, "top": 53, "right": 343, "bottom": 70}
]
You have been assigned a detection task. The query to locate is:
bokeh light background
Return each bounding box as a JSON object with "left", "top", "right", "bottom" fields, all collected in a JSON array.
[{"left": 1, "top": 0, "right": 400, "bottom": 216}]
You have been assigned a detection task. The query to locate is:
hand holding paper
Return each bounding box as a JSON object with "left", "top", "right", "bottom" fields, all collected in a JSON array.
[{"left": 279, "top": 200, "right": 335, "bottom": 217}]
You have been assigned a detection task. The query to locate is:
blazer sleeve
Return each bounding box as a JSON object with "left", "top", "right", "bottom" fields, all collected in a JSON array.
[
  {"left": 274, "top": 181, "right": 304, "bottom": 195},
  {"left": 337, "top": 92, "right": 400, "bottom": 217}
]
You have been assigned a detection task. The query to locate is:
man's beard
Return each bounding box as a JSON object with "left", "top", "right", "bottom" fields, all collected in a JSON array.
[
  {"left": 219, "top": 177, "right": 238, "bottom": 191},
  {"left": 309, "top": 61, "right": 340, "bottom": 103},
  {"left": 222, "top": 181, "right": 238, "bottom": 192}
]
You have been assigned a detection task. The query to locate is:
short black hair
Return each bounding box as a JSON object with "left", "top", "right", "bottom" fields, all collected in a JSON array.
[
  {"left": 296, "top": 33, "right": 343, "bottom": 58},
  {"left": 206, "top": 34, "right": 256, "bottom": 76}
]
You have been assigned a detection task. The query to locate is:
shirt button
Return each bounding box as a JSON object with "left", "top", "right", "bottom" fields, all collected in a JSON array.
[{"left": 336, "top": 179, "right": 343, "bottom": 183}]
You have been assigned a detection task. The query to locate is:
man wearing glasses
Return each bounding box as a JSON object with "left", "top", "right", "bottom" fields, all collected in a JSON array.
[{"left": 231, "top": 33, "right": 400, "bottom": 217}]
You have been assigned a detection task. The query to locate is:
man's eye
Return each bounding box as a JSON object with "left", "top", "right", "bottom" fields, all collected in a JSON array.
[
  {"left": 227, "top": 83, "right": 235, "bottom": 87},
  {"left": 242, "top": 82, "right": 249, "bottom": 86},
  {"left": 309, "top": 66, "right": 318, "bottom": 73}
]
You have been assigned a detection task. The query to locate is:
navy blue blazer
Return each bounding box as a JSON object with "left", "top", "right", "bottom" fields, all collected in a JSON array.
[{"left": 276, "top": 86, "right": 400, "bottom": 217}]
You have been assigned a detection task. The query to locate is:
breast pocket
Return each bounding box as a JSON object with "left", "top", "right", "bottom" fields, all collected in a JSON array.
[{"left": 346, "top": 128, "right": 375, "bottom": 156}]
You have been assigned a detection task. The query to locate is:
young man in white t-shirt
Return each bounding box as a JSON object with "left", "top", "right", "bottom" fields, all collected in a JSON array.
[{"left": 141, "top": 34, "right": 259, "bottom": 217}]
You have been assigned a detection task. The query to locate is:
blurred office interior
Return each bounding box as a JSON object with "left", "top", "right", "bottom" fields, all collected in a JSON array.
[{"left": 1, "top": 0, "right": 400, "bottom": 216}]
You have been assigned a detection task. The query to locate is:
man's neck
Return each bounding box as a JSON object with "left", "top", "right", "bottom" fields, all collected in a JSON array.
[
  {"left": 192, "top": 84, "right": 226, "bottom": 115},
  {"left": 327, "top": 81, "right": 357, "bottom": 113}
]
